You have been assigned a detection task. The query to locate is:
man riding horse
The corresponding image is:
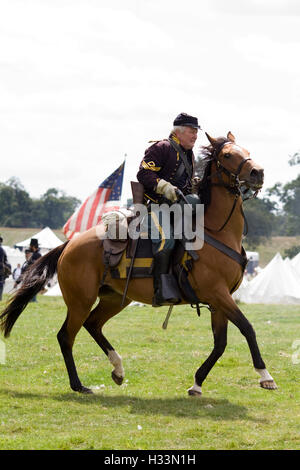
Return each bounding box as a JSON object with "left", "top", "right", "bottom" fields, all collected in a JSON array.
[
  {"left": 0, "top": 126, "right": 277, "bottom": 394},
  {"left": 137, "top": 112, "right": 201, "bottom": 307}
]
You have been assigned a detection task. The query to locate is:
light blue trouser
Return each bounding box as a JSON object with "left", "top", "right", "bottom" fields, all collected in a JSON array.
[{"left": 147, "top": 209, "right": 176, "bottom": 256}]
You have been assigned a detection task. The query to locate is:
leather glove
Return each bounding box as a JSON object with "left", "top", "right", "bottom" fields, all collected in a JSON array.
[{"left": 156, "top": 179, "right": 178, "bottom": 202}]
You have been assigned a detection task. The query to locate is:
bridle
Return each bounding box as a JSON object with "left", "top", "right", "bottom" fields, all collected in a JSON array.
[
  {"left": 210, "top": 140, "right": 251, "bottom": 192},
  {"left": 204, "top": 140, "right": 257, "bottom": 233}
]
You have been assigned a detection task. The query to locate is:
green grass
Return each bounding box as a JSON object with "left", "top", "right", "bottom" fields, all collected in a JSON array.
[
  {"left": 0, "top": 296, "right": 299, "bottom": 450},
  {"left": 0, "top": 226, "right": 65, "bottom": 247}
]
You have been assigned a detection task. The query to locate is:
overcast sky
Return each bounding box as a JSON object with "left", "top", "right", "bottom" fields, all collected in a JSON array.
[{"left": 1, "top": 0, "right": 300, "bottom": 206}]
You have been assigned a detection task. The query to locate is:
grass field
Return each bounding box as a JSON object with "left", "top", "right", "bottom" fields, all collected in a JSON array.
[
  {"left": 0, "top": 295, "right": 299, "bottom": 450},
  {"left": 244, "top": 236, "right": 300, "bottom": 267}
]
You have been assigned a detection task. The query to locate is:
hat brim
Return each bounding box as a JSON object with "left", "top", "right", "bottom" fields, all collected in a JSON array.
[{"left": 181, "top": 123, "right": 202, "bottom": 129}]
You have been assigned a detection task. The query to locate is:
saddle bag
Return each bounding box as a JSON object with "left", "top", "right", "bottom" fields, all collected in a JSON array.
[{"left": 102, "top": 239, "right": 128, "bottom": 269}]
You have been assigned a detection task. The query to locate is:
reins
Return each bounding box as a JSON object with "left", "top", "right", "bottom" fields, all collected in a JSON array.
[{"left": 203, "top": 140, "right": 254, "bottom": 233}]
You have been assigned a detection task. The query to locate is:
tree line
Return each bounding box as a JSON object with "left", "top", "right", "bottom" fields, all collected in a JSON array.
[{"left": 0, "top": 177, "right": 80, "bottom": 229}]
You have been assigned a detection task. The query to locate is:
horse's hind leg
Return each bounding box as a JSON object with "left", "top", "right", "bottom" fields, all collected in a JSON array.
[
  {"left": 84, "top": 287, "right": 131, "bottom": 386},
  {"left": 57, "top": 309, "right": 93, "bottom": 394}
]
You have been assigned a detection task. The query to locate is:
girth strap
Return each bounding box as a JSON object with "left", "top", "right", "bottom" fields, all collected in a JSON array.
[{"left": 204, "top": 231, "right": 247, "bottom": 270}]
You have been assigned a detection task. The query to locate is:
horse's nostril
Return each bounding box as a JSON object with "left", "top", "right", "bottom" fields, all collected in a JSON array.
[{"left": 250, "top": 169, "right": 264, "bottom": 183}]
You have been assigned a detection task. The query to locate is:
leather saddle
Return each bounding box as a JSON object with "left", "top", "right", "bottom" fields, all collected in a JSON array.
[
  {"left": 100, "top": 181, "right": 200, "bottom": 305},
  {"left": 102, "top": 229, "right": 200, "bottom": 305}
]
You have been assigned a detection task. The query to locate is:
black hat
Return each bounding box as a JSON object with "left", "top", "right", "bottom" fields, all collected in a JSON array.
[
  {"left": 173, "top": 113, "right": 201, "bottom": 129},
  {"left": 30, "top": 238, "right": 39, "bottom": 248}
]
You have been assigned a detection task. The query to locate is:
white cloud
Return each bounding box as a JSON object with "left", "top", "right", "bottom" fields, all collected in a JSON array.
[{"left": 209, "top": 0, "right": 300, "bottom": 16}]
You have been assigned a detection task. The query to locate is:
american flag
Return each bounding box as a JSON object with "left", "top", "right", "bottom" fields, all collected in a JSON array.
[{"left": 63, "top": 161, "right": 125, "bottom": 240}]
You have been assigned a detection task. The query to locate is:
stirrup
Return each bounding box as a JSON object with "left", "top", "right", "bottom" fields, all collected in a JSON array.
[{"left": 152, "top": 292, "right": 180, "bottom": 308}]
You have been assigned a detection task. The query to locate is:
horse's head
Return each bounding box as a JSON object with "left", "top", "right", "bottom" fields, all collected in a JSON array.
[{"left": 205, "top": 132, "right": 264, "bottom": 192}]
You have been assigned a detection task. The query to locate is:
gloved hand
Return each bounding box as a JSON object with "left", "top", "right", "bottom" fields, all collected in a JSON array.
[{"left": 156, "top": 179, "right": 178, "bottom": 202}]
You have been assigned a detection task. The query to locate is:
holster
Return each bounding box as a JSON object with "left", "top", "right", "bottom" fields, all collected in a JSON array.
[
  {"left": 103, "top": 239, "right": 128, "bottom": 268},
  {"left": 131, "top": 181, "right": 145, "bottom": 205}
]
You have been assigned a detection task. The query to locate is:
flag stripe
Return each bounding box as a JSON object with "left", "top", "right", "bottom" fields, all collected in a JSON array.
[
  {"left": 80, "top": 188, "right": 103, "bottom": 232},
  {"left": 74, "top": 196, "right": 90, "bottom": 233},
  {"left": 63, "top": 162, "right": 125, "bottom": 240},
  {"left": 90, "top": 188, "right": 111, "bottom": 228},
  {"left": 63, "top": 216, "right": 71, "bottom": 235},
  {"left": 87, "top": 188, "right": 104, "bottom": 229}
]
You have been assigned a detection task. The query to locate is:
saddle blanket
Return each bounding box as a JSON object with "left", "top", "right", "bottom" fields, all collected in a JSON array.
[{"left": 110, "top": 238, "right": 192, "bottom": 280}]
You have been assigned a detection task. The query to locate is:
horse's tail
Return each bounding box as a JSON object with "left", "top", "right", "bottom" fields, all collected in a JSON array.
[{"left": 0, "top": 241, "right": 69, "bottom": 338}]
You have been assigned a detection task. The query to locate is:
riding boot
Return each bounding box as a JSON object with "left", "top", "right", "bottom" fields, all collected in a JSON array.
[{"left": 152, "top": 250, "right": 181, "bottom": 307}]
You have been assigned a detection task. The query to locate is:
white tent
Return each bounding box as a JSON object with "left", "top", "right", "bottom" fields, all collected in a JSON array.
[
  {"left": 234, "top": 252, "right": 300, "bottom": 304},
  {"left": 3, "top": 278, "right": 15, "bottom": 295},
  {"left": 3, "top": 245, "right": 26, "bottom": 270},
  {"left": 45, "top": 282, "right": 62, "bottom": 296},
  {"left": 232, "top": 276, "right": 249, "bottom": 302},
  {"left": 291, "top": 252, "right": 300, "bottom": 277},
  {"left": 14, "top": 227, "right": 64, "bottom": 253}
]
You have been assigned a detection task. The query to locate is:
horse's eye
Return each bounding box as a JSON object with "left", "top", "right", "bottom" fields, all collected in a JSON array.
[{"left": 224, "top": 153, "right": 231, "bottom": 159}]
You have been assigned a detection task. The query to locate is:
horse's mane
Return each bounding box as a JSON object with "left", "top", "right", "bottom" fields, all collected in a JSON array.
[{"left": 197, "top": 137, "right": 229, "bottom": 209}]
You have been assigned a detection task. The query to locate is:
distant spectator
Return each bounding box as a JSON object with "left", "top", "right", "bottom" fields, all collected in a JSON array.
[
  {"left": 0, "top": 235, "right": 11, "bottom": 301},
  {"left": 13, "top": 263, "right": 22, "bottom": 288},
  {"left": 28, "top": 238, "right": 42, "bottom": 265},
  {"left": 14, "top": 240, "right": 43, "bottom": 301},
  {"left": 28, "top": 238, "right": 42, "bottom": 302},
  {"left": 15, "top": 249, "right": 32, "bottom": 288},
  {"left": 247, "top": 257, "right": 255, "bottom": 276},
  {"left": 22, "top": 249, "right": 32, "bottom": 272}
]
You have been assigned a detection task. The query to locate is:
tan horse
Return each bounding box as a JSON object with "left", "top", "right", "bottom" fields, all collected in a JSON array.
[{"left": 0, "top": 132, "right": 277, "bottom": 395}]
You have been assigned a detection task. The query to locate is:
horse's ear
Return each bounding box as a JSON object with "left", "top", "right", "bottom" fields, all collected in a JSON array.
[
  {"left": 205, "top": 132, "right": 218, "bottom": 147},
  {"left": 227, "top": 131, "right": 236, "bottom": 143}
]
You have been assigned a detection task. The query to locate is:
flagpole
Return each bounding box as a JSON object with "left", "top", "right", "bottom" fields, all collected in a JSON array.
[{"left": 121, "top": 154, "right": 127, "bottom": 206}]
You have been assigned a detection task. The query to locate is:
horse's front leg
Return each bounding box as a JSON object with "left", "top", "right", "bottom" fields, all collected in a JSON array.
[
  {"left": 188, "top": 294, "right": 277, "bottom": 397},
  {"left": 223, "top": 296, "right": 277, "bottom": 390},
  {"left": 188, "top": 307, "right": 228, "bottom": 397}
]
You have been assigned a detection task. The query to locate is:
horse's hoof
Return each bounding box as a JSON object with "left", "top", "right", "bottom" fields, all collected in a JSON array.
[
  {"left": 188, "top": 389, "right": 202, "bottom": 398},
  {"left": 76, "top": 386, "right": 93, "bottom": 394},
  {"left": 112, "top": 371, "right": 124, "bottom": 386},
  {"left": 260, "top": 380, "right": 277, "bottom": 390}
]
